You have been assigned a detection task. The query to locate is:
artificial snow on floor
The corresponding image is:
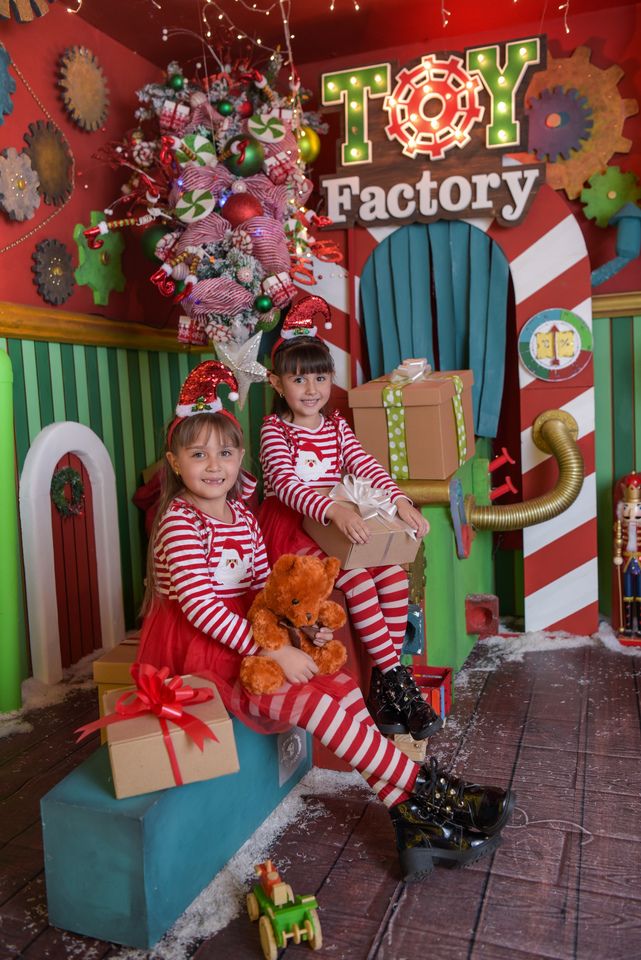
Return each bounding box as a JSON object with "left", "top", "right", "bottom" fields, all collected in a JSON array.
[{"left": 0, "top": 620, "right": 639, "bottom": 956}]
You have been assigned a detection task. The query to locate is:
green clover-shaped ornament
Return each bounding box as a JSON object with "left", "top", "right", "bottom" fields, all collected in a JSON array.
[{"left": 73, "top": 211, "right": 126, "bottom": 306}]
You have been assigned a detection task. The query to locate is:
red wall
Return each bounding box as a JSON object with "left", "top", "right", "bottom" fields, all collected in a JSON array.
[
  {"left": 0, "top": 5, "right": 172, "bottom": 326},
  {"left": 300, "top": 2, "right": 641, "bottom": 296}
]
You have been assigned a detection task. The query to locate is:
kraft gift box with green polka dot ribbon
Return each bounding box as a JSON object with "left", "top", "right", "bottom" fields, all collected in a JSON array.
[{"left": 348, "top": 369, "right": 475, "bottom": 481}]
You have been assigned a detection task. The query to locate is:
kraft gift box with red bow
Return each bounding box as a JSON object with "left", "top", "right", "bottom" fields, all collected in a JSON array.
[{"left": 77, "top": 664, "right": 239, "bottom": 799}]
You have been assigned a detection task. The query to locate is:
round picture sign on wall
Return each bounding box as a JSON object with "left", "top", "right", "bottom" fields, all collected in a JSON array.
[{"left": 518, "top": 308, "right": 593, "bottom": 381}]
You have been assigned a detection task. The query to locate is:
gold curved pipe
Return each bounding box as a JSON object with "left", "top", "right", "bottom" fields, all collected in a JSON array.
[
  {"left": 469, "top": 411, "right": 583, "bottom": 530},
  {"left": 398, "top": 410, "right": 584, "bottom": 532}
]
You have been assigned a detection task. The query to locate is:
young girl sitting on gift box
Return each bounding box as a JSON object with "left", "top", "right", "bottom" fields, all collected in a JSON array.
[
  {"left": 138, "top": 359, "right": 514, "bottom": 881},
  {"left": 259, "top": 295, "right": 439, "bottom": 742}
]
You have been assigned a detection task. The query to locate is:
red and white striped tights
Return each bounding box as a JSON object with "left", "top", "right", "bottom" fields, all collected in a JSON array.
[
  {"left": 302, "top": 555, "right": 409, "bottom": 674},
  {"left": 242, "top": 671, "right": 419, "bottom": 808}
]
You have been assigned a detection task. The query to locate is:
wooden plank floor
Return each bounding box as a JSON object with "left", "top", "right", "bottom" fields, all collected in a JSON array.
[{"left": 1, "top": 638, "right": 641, "bottom": 959}]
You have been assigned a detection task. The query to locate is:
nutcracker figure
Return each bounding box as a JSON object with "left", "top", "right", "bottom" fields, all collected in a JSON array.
[{"left": 613, "top": 471, "right": 641, "bottom": 645}]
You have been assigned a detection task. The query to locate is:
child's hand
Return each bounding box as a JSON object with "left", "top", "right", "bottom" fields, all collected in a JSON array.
[
  {"left": 396, "top": 498, "right": 430, "bottom": 538},
  {"left": 327, "top": 503, "right": 370, "bottom": 544},
  {"left": 312, "top": 627, "right": 334, "bottom": 647},
  {"left": 259, "top": 645, "right": 319, "bottom": 685}
]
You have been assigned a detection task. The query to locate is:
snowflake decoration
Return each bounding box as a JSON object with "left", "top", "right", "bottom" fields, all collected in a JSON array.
[
  {"left": 74, "top": 211, "right": 126, "bottom": 306},
  {"left": 0, "top": 42, "right": 16, "bottom": 125},
  {"left": 32, "top": 239, "right": 75, "bottom": 305},
  {"left": 0, "top": 147, "right": 40, "bottom": 221}
]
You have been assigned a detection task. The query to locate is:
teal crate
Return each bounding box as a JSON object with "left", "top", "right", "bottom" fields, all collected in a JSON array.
[{"left": 41, "top": 722, "right": 310, "bottom": 949}]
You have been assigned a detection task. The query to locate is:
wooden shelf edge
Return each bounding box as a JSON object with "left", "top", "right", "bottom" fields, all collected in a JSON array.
[
  {"left": 592, "top": 291, "right": 641, "bottom": 319},
  {"left": 0, "top": 301, "right": 188, "bottom": 353}
]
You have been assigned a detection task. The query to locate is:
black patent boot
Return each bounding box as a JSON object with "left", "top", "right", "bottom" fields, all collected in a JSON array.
[
  {"left": 366, "top": 667, "right": 406, "bottom": 734},
  {"left": 382, "top": 665, "right": 443, "bottom": 740},
  {"left": 413, "top": 757, "right": 515, "bottom": 835},
  {"left": 390, "top": 797, "right": 501, "bottom": 882}
]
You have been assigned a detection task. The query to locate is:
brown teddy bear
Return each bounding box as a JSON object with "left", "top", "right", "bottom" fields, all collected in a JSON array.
[{"left": 240, "top": 554, "right": 348, "bottom": 695}]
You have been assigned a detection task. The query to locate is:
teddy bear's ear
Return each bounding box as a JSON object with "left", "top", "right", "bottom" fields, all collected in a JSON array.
[
  {"left": 323, "top": 556, "right": 341, "bottom": 583},
  {"left": 273, "top": 554, "right": 299, "bottom": 576}
]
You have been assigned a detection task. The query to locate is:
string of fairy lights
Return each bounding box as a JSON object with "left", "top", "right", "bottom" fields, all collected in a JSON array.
[{"left": 65, "top": 0, "right": 572, "bottom": 38}]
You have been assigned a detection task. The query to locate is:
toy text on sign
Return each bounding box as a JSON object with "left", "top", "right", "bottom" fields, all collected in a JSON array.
[{"left": 321, "top": 36, "right": 546, "bottom": 228}]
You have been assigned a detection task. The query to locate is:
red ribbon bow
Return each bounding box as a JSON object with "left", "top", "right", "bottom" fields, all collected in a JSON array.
[{"left": 76, "top": 663, "right": 218, "bottom": 787}]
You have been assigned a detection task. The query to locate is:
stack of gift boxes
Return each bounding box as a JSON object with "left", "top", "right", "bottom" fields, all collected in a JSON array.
[{"left": 41, "top": 638, "right": 311, "bottom": 948}]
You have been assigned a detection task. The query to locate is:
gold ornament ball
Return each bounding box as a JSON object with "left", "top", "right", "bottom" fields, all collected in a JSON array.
[{"left": 296, "top": 126, "right": 321, "bottom": 164}]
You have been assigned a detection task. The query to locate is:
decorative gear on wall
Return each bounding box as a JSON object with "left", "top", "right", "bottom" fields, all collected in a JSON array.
[
  {"left": 32, "top": 239, "right": 75, "bottom": 305},
  {"left": 74, "top": 211, "right": 126, "bottom": 306},
  {"left": 527, "top": 87, "right": 593, "bottom": 162},
  {"left": 59, "top": 46, "right": 110, "bottom": 132},
  {"left": 0, "top": 0, "right": 51, "bottom": 22},
  {"left": 0, "top": 147, "right": 40, "bottom": 221},
  {"left": 24, "top": 120, "right": 74, "bottom": 205},
  {"left": 525, "top": 46, "right": 638, "bottom": 199},
  {"left": 581, "top": 166, "right": 641, "bottom": 228},
  {"left": 0, "top": 42, "right": 16, "bottom": 125}
]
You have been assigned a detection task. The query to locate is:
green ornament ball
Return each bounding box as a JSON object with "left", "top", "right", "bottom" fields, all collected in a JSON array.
[
  {"left": 140, "top": 224, "right": 173, "bottom": 262},
  {"left": 168, "top": 74, "right": 185, "bottom": 91},
  {"left": 254, "top": 294, "right": 274, "bottom": 313},
  {"left": 296, "top": 125, "right": 322, "bottom": 164},
  {"left": 216, "top": 99, "right": 234, "bottom": 117},
  {"left": 256, "top": 308, "right": 281, "bottom": 333},
  {"left": 223, "top": 136, "right": 265, "bottom": 177}
]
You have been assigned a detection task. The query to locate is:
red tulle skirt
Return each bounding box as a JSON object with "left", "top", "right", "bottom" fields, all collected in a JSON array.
[
  {"left": 258, "top": 495, "right": 318, "bottom": 565},
  {"left": 138, "top": 595, "right": 355, "bottom": 735}
]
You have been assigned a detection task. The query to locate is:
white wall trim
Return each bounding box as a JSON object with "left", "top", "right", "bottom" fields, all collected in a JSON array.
[{"left": 19, "top": 422, "right": 124, "bottom": 684}]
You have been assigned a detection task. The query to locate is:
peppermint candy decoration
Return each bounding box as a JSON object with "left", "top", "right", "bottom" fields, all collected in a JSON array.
[
  {"left": 175, "top": 134, "right": 217, "bottom": 167},
  {"left": 247, "top": 112, "right": 286, "bottom": 143},
  {"left": 174, "top": 187, "right": 216, "bottom": 223}
]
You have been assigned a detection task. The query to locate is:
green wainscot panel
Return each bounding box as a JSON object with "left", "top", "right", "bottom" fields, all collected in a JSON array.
[{"left": 422, "top": 451, "right": 494, "bottom": 671}]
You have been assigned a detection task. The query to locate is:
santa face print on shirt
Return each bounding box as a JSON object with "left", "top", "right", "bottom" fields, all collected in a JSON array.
[
  {"left": 212, "top": 538, "right": 248, "bottom": 586},
  {"left": 294, "top": 440, "right": 328, "bottom": 483}
]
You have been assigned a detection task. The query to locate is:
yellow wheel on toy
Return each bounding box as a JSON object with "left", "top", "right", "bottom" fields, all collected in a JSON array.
[
  {"left": 246, "top": 891, "right": 260, "bottom": 922},
  {"left": 283, "top": 883, "right": 295, "bottom": 902},
  {"left": 305, "top": 909, "right": 323, "bottom": 950},
  {"left": 259, "top": 915, "right": 278, "bottom": 960}
]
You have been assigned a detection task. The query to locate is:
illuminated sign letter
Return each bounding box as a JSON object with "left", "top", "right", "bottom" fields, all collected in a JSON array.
[
  {"left": 322, "top": 64, "right": 391, "bottom": 165},
  {"left": 466, "top": 38, "right": 541, "bottom": 148}
]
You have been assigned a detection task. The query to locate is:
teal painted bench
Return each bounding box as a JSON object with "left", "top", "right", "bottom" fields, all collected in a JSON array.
[{"left": 41, "top": 722, "right": 310, "bottom": 949}]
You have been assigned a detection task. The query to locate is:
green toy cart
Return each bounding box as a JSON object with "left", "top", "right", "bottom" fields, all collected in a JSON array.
[{"left": 247, "top": 860, "right": 322, "bottom": 960}]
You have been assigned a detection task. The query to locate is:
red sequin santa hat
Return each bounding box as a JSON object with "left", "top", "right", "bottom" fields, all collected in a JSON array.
[
  {"left": 271, "top": 295, "right": 333, "bottom": 363},
  {"left": 167, "top": 360, "right": 239, "bottom": 446}
]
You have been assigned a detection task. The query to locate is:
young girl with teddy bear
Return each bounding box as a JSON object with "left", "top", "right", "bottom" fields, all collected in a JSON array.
[{"left": 137, "top": 357, "right": 514, "bottom": 882}]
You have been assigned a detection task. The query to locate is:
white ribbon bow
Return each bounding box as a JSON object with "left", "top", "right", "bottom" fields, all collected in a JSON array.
[
  {"left": 390, "top": 357, "right": 432, "bottom": 384},
  {"left": 329, "top": 475, "right": 416, "bottom": 539}
]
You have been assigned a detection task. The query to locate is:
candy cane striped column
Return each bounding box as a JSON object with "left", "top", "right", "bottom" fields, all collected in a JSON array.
[
  {"left": 486, "top": 186, "right": 597, "bottom": 634},
  {"left": 297, "top": 183, "right": 597, "bottom": 635}
]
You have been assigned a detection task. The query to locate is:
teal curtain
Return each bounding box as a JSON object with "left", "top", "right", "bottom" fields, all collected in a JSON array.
[{"left": 359, "top": 222, "right": 510, "bottom": 438}]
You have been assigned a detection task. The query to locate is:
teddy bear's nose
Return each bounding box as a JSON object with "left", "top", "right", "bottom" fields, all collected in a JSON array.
[{"left": 306, "top": 612, "right": 313, "bottom": 622}]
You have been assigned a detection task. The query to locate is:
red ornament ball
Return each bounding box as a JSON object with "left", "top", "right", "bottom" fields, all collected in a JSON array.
[
  {"left": 237, "top": 100, "right": 253, "bottom": 119},
  {"left": 221, "top": 193, "right": 264, "bottom": 227}
]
